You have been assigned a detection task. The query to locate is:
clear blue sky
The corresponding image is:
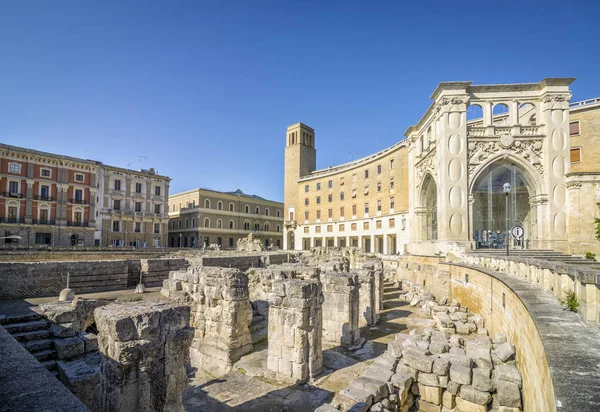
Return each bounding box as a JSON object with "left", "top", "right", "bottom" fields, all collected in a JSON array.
[{"left": 1, "top": 1, "right": 599, "bottom": 202}]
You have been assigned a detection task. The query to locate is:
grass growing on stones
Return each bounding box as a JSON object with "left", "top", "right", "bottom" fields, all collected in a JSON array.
[{"left": 560, "top": 289, "right": 579, "bottom": 312}]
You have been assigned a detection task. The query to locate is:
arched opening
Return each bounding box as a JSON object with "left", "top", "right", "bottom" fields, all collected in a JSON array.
[
  {"left": 217, "top": 219, "right": 223, "bottom": 229},
  {"left": 204, "top": 218, "right": 210, "bottom": 228},
  {"left": 229, "top": 203, "right": 234, "bottom": 212},
  {"left": 217, "top": 201, "right": 223, "bottom": 210},
  {"left": 420, "top": 175, "right": 437, "bottom": 240},
  {"left": 472, "top": 160, "right": 535, "bottom": 249},
  {"left": 229, "top": 220, "right": 234, "bottom": 229},
  {"left": 467, "top": 104, "right": 484, "bottom": 123},
  {"left": 204, "top": 199, "right": 210, "bottom": 209},
  {"left": 493, "top": 103, "right": 510, "bottom": 125},
  {"left": 519, "top": 103, "right": 536, "bottom": 125}
]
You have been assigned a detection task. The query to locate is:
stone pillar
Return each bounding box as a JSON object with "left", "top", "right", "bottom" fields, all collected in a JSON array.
[
  {"left": 161, "top": 266, "right": 253, "bottom": 376},
  {"left": 355, "top": 269, "right": 376, "bottom": 327},
  {"left": 95, "top": 300, "right": 193, "bottom": 412},
  {"left": 363, "top": 260, "right": 384, "bottom": 312},
  {"left": 267, "top": 279, "right": 323, "bottom": 383},
  {"left": 321, "top": 271, "right": 360, "bottom": 347}
]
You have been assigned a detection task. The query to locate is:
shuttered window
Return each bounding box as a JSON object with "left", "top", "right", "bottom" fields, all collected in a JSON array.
[
  {"left": 570, "top": 148, "right": 582, "bottom": 163},
  {"left": 569, "top": 121, "right": 580, "bottom": 136}
]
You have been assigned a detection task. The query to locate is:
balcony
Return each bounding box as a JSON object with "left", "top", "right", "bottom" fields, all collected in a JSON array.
[
  {"left": 69, "top": 199, "right": 87, "bottom": 205},
  {"left": 3, "top": 192, "right": 23, "bottom": 198},
  {"left": 67, "top": 221, "right": 88, "bottom": 227},
  {"left": 32, "top": 219, "right": 56, "bottom": 225},
  {"left": 154, "top": 230, "right": 160, "bottom": 234},
  {"left": 2, "top": 218, "right": 25, "bottom": 224},
  {"left": 34, "top": 195, "right": 54, "bottom": 201}
]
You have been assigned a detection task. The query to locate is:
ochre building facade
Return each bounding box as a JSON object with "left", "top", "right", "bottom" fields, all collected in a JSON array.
[
  {"left": 284, "top": 80, "right": 600, "bottom": 256},
  {"left": 168, "top": 188, "right": 283, "bottom": 249}
]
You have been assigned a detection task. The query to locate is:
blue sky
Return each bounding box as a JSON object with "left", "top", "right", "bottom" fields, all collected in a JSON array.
[{"left": 1, "top": 1, "right": 599, "bottom": 202}]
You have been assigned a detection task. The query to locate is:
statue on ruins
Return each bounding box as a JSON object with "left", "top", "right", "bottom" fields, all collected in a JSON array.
[{"left": 237, "top": 233, "right": 264, "bottom": 252}]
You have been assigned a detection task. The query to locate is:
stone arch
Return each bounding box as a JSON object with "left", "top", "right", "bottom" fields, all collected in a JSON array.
[
  {"left": 204, "top": 218, "right": 210, "bottom": 228},
  {"left": 467, "top": 103, "right": 484, "bottom": 122},
  {"left": 229, "top": 203, "right": 235, "bottom": 212},
  {"left": 229, "top": 220, "right": 234, "bottom": 229},
  {"left": 492, "top": 103, "right": 510, "bottom": 125},
  {"left": 519, "top": 102, "right": 537, "bottom": 125},
  {"left": 217, "top": 201, "right": 223, "bottom": 210},
  {"left": 419, "top": 173, "right": 438, "bottom": 240},
  {"left": 217, "top": 219, "right": 223, "bottom": 229},
  {"left": 204, "top": 199, "right": 210, "bottom": 209}
]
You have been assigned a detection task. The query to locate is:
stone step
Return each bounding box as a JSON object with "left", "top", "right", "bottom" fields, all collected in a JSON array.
[
  {"left": 23, "top": 338, "right": 54, "bottom": 353},
  {"left": 250, "top": 320, "right": 267, "bottom": 333},
  {"left": 3, "top": 319, "right": 49, "bottom": 334},
  {"left": 33, "top": 348, "right": 57, "bottom": 362},
  {"left": 251, "top": 314, "right": 265, "bottom": 324},
  {"left": 0, "top": 312, "right": 45, "bottom": 325},
  {"left": 251, "top": 327, "right": 268, "bottom": 344},
  {"left": 41, "top": 359, "right": 57, "bottom": 371},
  {"left": 11, "top": 329, "right": 51, "bottom": 342}
]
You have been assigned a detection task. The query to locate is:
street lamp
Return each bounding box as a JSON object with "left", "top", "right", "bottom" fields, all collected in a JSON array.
[
  {"left": 179, "top": 233, "right": 182, "bottom": 249},
  {"left": 503, "top": 182, "right": 511, "bottom": 256}
]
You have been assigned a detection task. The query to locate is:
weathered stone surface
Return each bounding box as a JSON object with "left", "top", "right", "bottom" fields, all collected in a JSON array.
[
  {"left": 402, "top": 347, "right": 434, "bottom": 373},
  {"left": 416, "top": 398, "right": 442, "bottom": 412},
  {"left": 472, "top": 368, "right": 494, "bottom": 392},
  {"left": 57, "top": 352, "right": 101, "bottom": 410},
  {"left": 495, "top": 364, "right": 522, "bottom": 388},
  {"left": 419, "top": 372, "right": 442, "bottom": 387},
  {"left": 446, "top": 380, "right": 461, "bottom": 395},
  {"left": 440, "top": 353, "right": 473, "bottom": 368},
  {"left": 433, "top": 357, "right": 450, "bottom": 376},
  {"left": 496, "top": 380, "right": 522, "bottom": 408},
  {"left": 458, "top": 385, "right": 491, "bottom": 406},
  {"left": 347, "top": 402, "right": 370, "bottom": 412},
  {"left": 449, "top": 364, "right": 472, "bottom": 385},
  {"left": 396, "top": 364, "right": 419, "bottom": 380},
  {"left": 363, "top": 364, "right": 394, "bottom": 382},
  {"left": 41, "top": 298, "right": 107, "bottom": 336},
  {"left": 419, "top": 384, "right": 443, "bottom": 405},
  {"left": 355, "top": 269, "right": 377, "bottom": 327},
  {"left": 349, "top": 377, "right": 389, "bottom": 402},
  {"left": 321, "top": 271, "right": 360, "bottom": 347},
  {"left": 493, "top": 342, "right": 515, "bottom": 362},
  {"left": 313, "top": 403, "right": 339, "bottom": 412},
  {"left": 54, "top": 336, "right": 85, "bottom": 360},
  {"left": 455, "top": 396, "right": 487, "bottom": 412},
  {"left": 442, "top": 389, "right": 456, "bottom": 409},
  {"left": 81, "top": 333, "right": 98, "bottom": 352},
  {"left": 95, "top": 300, "right": 193, "bottom": 412},
  {"left": 337, "top": 387, "right": 373, "bottom": 410}
]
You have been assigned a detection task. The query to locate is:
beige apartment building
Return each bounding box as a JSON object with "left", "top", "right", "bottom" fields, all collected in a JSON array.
[
  {"left": 0, "top": 144, "right": 170, "bottom": 247},
  {"left": 168, "top": 188, "right": 284, "bottom": 249},
  {"left": 100, "top": 166, "right": 170, "bottom": 247},
  {"left": 284, "top": 80, "right": 600, "bottom": 256}
]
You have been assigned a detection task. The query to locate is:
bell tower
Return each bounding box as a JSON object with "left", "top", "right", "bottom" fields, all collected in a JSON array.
[{"left": 283, "top": 122, "right": 316, "bottom": 249}]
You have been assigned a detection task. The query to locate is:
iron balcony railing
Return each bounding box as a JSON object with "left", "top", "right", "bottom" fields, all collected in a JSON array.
[
  {"left": 32, "top": 219, "right": 56, "bottom": 225},
  {"left": 3, "top": 192, "right": 23, "bottom": 198},
  {"left": 69, "top": 199, "right": 87, "bottom": 205},
  {"left": 2, "top": 218, "right": 25, "bottom": 224},
  {"left": 67, "top": 221, "right": 87, "bottom": 227},
  {"left": 34, "top": 195, "right": 54, "bottom": 201}
]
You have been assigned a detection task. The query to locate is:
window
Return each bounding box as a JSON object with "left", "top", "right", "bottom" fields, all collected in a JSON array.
[
  {"left": 75, "top": 189, "right": 83, "bottom": 201},
  {"left": 229, "top": 238, "right": 234, "bottom": 247},
  {"left": 8, "top": 164, "right": 21, "bottom": 174},
  {"left": 570, "top": 147, "right": 582, "bottom": 163},
  {"left": 204, "top": 218, "right": 210, "bottom": 227},
  {"left": 155, "top": 186, "right": 161, "bottom": 196},
  {"left": 305, "top": 185, "right": 309, "bottom": 192},
  {"left": 339, "top": 224, "right": 345, "bottom": 232},
  {"left": 364, "top": 202, "right": 369, "bottom": 214},
  {"left": 340, "top": 192, "right": 345, "bottom": 201},
  {"left": 114, "top": 179, "right": 121, "bottom": 190},
  {"left": 135, "top": 222, "right": 142, "bottom": 233},
  {"left": 217, "top": 219, "right": 223, "bottom": 229},
  {"left": 377, "top": 199, "right": 382, "bottom": 212},
  {"left": 244, "top": 221, "right": 250, "bottom": 230},
  {"left": 172, "top": 204, "right": 175, "bottom": 212},
  {"left": 135, "top": 183, "right": 142, "bottom": 193},
  {"left": 377, "top": 182, "right": 382, "bottom": 192},
  {"left": 316, "top": 210, "right": 321, "bottom": 219},
  {"left": 340, "top": 177, "right": 345, "bottom": 185},
  {"left": 363, "top": 222, "right": 369, "bottom": 230},
  {"left": 229, "top": 220, "right": 234, "bottom": 229},
  {"left": 316, "top": 183, "right": 321, "bottom": 190},
  {"left": 229, "top": 203, "right": 234, "bottom": 212},
  {"left": 390, "top": 197, "right": 395, "bottom": 209},
  {"left": 217, "top": 237, "right": 222, "bottom": 246},
  {"left": 40, "top": 185, "right": 50, "bottom": 199},
  {"left": 376, "top": 220, "right": 382, "bottom": 229},
  {"left": 276, "top": 224, "right": 280, "bottom": 232},
  {"left": 289, "top": 211, "right": 294, "bottom": 220},
  {"left": 328, "top": 194, "right": 332, "bottom": 202},
  {"left": 8, "top": 206, "right": 17, "bottom": 219},
  {"left": 154, "top": 223, "right": 160, "bottom": 234},
  {"left": 75, "top": 174, "right": 84, "bottom": 182},
  {"left": 113, "top": 199, "right": 121, "bottom": 210},
  {"left": 39, "top": 208, "right": 49, "bottom": 223},
  {"left": 74, "top": 211, "right": 82, "bottom": 223},
  {"left": 254, "top": 222, "right": 260, "bottom": 231},
  {"left": 364, "top": 186, "right": 369, "bottom": 195},
  {"left": 328, "top": 180, "right": 333, "bottom": 188},
  {"left": 265, "top": 223, "right": 270, "bottom": 231},
  {"left": 328, "top": 209, "right": 332, "bottom": 218},
  {"left": 245, "top": 205, "right": 249, "bottom": 213},
  {"left": 316, "top": 196, "right": 321, "bottom": 204},
  {"left": 265, "top": 208, "right": 269, "bottom": 216},
  {"left": 179, "top": 220, "right": 182, "bottom": 229},
  {"left": 304, "top": 227, "right": 309, "bottom": 233},
  {"left": 364, "top": 170, "right": 369, "bottom": 179},
  {"left": 276, "top": 210, "right": 281, "bottom": 217},
  {"left": 352, "top": 189, "right": 357, "bottom": 198},
  {"left": 217, "top": 201, "right": 223, "bottom": 210},
  {"left": 205, "top": 199, "right": 211, "bottom": 209},
  {"left": 390, "top": 159, "right": 395, "bottom": 170},
  {"left": 315, "top": 226, "right": 321, "bottom": 233},
  {"left": 41, "top": 168, "right": 51, "bottom": 178},
  {"left": 340, "top": 207, "right": 345, "bottom": 217},
  {"left": 351, "top": 223, "right": 357, "bottom": 231},
  {"left": 389, "top": 218, "right": 395, "bottom": 228},
  {"left": 185, "top": 219, "right": 189, "bottom": 228},
  {"left": 569, "top": 121, "right": 580, "bottom": 136},
  {"left": 352, "top": 174, "right": 357, "bottom": 182},
  {"left": 352, "top": 204, "right": 357, "bottom": 215},
  {"left": 304, "top": 211, "right": 309, "bottom": 220},
  {"left": 192, "top": 200, "right": 196, "bottom": 207},
  {"left": 113, "top": 221, "right": 120, "bottom": 232},
  {"left": 192, "top": 218, "right": 195, "bottom": 227},
  {"left": 154, "top": 204, "right": 161, "bottom": 214},
  {"left": 327, "top": 225, "right": 333, "bottom": 232},
  {"left": 377, "top": 165, "right": 382, "bottom": 174},
  {"left": 135, "top": 202, "right": 142, "bottom": 212},
  {"left": 255, "top": 206, "right": 260, "bottom": 214},
  {"left": 390, "top": 177, "right": 395, "bottom": 189},
  {"left": 305, "top": 198, "right": 309, "bottom": 206},
  {"left": 9, "top": 181, "right": 19, "bottom": 194}
]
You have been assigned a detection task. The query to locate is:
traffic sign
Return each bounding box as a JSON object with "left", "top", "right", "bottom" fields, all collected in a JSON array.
[{"left": 511, "top": 225, "right": 524, "bottom": 240}]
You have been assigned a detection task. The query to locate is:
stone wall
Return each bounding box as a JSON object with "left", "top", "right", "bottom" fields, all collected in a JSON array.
[
  {"left": 135, "top": 258, "right": 188, "bottom": 288},
  {"left": 161, "top": 266, "right": 253, "bottom": 376},
  {"left": 321, "top": 271, "right": 360, "bottom": 347},
  {"left": 267, "top": 279, "right": 323, "bottom": 383},
  {"left": 193, "top": 252, "right": 290, "bottom": 271},
  {"left": 396, "top": 255, "right": 452, "bottom": 301},
  {"left": 95, "top": 300, "right": 193, "bottom": 412}
]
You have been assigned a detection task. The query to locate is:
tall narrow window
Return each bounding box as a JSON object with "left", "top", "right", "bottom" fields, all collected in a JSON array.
[
  {"left": 114, "top": 180, "right": 121, "bottom": 190},
  {"left": 569, "top": 121, "right": 580, "bottom": 136},
  {"left": 390, "top": 196, "right": 395, "bottom": 209},
  {"left": 155, "top": 186, "right": 161, "bottom": 196},
  {"left": 377, "top": 199, "right": 382, "bottom": 212}
]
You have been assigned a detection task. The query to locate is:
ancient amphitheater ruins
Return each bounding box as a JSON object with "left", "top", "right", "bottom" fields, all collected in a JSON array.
[{"left": 0, "top": 243, "right": 598, "bottom": 412}]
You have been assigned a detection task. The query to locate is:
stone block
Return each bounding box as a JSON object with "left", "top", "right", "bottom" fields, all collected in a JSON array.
[
  {"left": 433, "top": 358, "right": 450, "bottom": 376},
  {"left": 419, "top": 372, "right": 442, "bottom": 387},
  {"left": 495, "top": 364, "right": 522, "bottom": 388},
  {"left": 455, "top": 396, "right": 487, "bottom": 412},
  {"left": 314, "top": 404, "right": 339, "bottom": 412},
  {"left": 430, "top": 338, "right": 450, "bottom": 354},
  {"left": 363, "top": 364, "right": 394, "bottom": 382},
  {"left": 347, "top": 402, "right": 370, "bottom": 412},
  {"left": 493, "top": 342, "right": 515, "bottom": 362},
  {"left": 447, "top": 381, "right": 461, "bottom": 395},
  {"left": 349, "top": 377, "right": 389, "bottom": 402},
  {"left": 418, "top": 384, "right": 442, "bottom": 405},
  {"left": 50, "top": 323, "right": 78, "bottom": 338},
  {"left": 54, "top": 336, "right": 85, "bottom": 360},
  {"left": 402, "top": 348, "right": 433, "bottom": 373},
  {"left": 496, "top": 380, "right": 522, "bottom": 408},
  {"left": 80, "top": 333, "right": 98, "bottom": 352},
  {"left": 472, "top": 368, "right": 494, "bottom": 392},
  {"left": 57, "top": 352, "right": 101, "bottom": 410},
  {"left": 416, "top": 398, "right": 442, "bottom": 412},
  {"left": 449, "top": 364, "right": 471, "bottom": 386},
  {"left": 337, "top": 387, "right": 373, "bottom": 410},
  {"left": 442, "top": 390, "right": 456, "bottom": 409},
  {"left": 458, "top": 385, "right": 491, "bottom": 406}
]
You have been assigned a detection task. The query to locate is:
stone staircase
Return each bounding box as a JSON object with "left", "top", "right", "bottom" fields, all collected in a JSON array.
[
  {"left": 249, "top": 311, "right": 268, "bottom": 344},
  {"left": 469, "top": 249, "right": 598, "bottom": 266},
  {"left": 0, "top": 312, "right": 59, "bottom": 377}
]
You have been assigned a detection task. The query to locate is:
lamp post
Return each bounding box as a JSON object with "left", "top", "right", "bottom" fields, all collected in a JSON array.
[
  {"left": 179, "top": 233, "right": 182, "bottom": 249},
  {"left": 503, "top": 182, "right": 511, "bottom": 256}
]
